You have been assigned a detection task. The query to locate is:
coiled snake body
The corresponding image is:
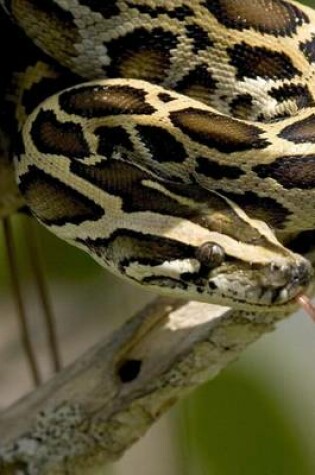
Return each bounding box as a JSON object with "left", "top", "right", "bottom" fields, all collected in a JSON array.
[{"left": 1, "top": 0, "right": 315, "bottom": 313}]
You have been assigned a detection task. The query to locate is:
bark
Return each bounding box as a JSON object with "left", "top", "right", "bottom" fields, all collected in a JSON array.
[{"left": 0, "top": 297, "right": 285, "bottom": 474}]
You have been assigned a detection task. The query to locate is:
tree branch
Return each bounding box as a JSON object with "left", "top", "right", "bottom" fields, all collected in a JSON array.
[{"left": 0, "top": 297, "right": 286, "bottom": 474}]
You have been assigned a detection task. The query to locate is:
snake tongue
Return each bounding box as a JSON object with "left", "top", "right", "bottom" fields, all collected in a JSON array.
[{"left": 296, "top": 295, "right": 315, "bottom": 322}]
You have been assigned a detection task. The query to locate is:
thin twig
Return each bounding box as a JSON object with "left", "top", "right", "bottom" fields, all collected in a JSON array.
[
  {"left": 23, "top": 218, "right": 62, "bottom": 372},
  {"left": 2, "top": 217, "right": 41, "bottom": 386}
]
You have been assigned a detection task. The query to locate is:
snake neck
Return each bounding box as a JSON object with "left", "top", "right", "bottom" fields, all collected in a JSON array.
[{"left": 13, "top": 74, "right": 315, "bottom": 238}]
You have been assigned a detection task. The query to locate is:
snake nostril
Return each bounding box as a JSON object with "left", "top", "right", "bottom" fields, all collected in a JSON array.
[
  {"left": 268, "top": 261, "right": 309, "bottom": 289},
  {"left": 291, "top": 270, "right": 301, "bottom": 286},
  {"left": 293, "top": 261, "right": 313, "bottom": 287},
  {"left": 280, "top": 261, "right": 313, "bottom": 288},
  {"left": 269, "top": 262, "right": 290, "bottom": 282}
]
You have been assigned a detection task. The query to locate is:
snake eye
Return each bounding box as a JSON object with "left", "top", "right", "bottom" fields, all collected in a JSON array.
[{"left": 195, "top": 242, "right": 225, "bottom": 268}]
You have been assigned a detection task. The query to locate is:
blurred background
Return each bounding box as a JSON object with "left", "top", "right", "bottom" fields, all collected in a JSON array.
[{"left": 1, "top": 1, "right": 315, "bottom": 473}]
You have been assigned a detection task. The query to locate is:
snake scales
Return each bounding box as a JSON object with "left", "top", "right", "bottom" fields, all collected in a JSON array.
[{"left": 0, "top": 0, "right": 315, "bottom": 314}]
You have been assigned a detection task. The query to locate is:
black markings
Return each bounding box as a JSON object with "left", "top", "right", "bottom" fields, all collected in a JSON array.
[
  {"left": 185, "top": 24, "right": 213, "bottom": 53},
  {"left": 208, "top": 281, "right": 218, "bottom": 291},
  {"left": 118, "top": 359, "right": 142, "bottom": 383},
  {"left": 18, "top": 166, "right": 104, "bottom": 226},
  {"left": 229, "top": 94, "right": 253, "bottom": 119},
  {"left": 136, "top": 125, "right": 187, "bottom": 163},
  {"left": 77, "top": 229, "right": 196, "bottom": 267},
  {"left": 286, "top": 229, "right": 315, "bottom": 256},
  {"left": 79, "top": 0, "right": 120, "bottom": 18},
  {"left": 218, "top": 190, "right": 290, "bottom": 229},
  {"left": 269, "top": 84, "right": 313, "bottom": 110},
  {"left": 127, "top": 3, "right": 194, "bottom": 20},
  {"left": 70, "top": 160, "right": 194, "bottom": 218},
  {"left": 24, "top": 0, "right": 75, "bottom": 24},
  {"left": 170, "top": 107, "right": 269, "bottom": 153},
  {"left": 253, "top": 155, "right": 315, "bottom": 189},
  {"left": 158, "top": 92, "right": 177, "bottom": 103},
  {"left": 141, "top": 276, "right": 189, "bottom": 290},
  {"left": 59, "top": 84, "right": 155, "bottom": 118},
  {"left": 279, "top": 114, "right": 315, "bottom": 143},
  {"left": 228, "top": 43, "right": 301, "bottom": 80},
  {"left": 196, "top": 156, "right": 244, "bottom": 179},
  {"left": 78, "top": 232, "right": 210, "bottom": 294},
  {"left": 95, "top": 125, "right": 134, "bottom": 157},
  {"left": 176, "top": 64, "right": 217, "bottom": 99},
  {"left": 300, "top": 35, "right": 315, "bottom": 63},
  {"left": 30, "top": 110, "right": 90, "bottom": 159}
]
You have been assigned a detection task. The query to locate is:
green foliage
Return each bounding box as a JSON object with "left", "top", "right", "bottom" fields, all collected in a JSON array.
[
  {"left": 176, "top": 369, "right": 313, "bottom": 475},
  {"left": 0, "top": 215, "right": 101, "bottom": 289}
]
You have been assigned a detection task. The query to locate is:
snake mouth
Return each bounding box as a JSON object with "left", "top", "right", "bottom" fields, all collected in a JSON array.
[
  {"left": 269, "top": 286, "right": 306, "bottom": 307},
  {"left": 206, "top": 258, "right": 313, "bottom": 310},
  {"left": 267, "top": 260, "right": 313, "bottom": 306}
]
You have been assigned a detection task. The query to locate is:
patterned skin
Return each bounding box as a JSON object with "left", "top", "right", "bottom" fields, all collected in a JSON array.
[{"left": 0, "top": 0, "right": 315, "bottom": 311}]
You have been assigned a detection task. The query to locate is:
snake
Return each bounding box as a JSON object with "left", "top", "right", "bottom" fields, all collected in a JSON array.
[{"left": 0, "top": 0, "right": 315, "bottom": 315}]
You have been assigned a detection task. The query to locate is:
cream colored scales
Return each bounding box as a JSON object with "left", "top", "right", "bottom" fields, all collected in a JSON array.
[{"left": 1, "top": 0, "right": 315, "bottom": 314}]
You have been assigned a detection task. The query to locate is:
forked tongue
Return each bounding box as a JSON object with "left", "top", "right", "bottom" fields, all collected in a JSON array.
[{"left": 297, "top": 295, "right": 315, "bottom": 323}]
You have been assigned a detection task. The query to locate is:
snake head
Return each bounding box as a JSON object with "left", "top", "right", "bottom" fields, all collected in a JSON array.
[
  {"left": 195, "top": 242, "right": 313, "bottom": 310},
  {"left": 72, "top": 188, "right": 312, "bottom": 313},
  {"left": 113, "top": 233, "right": 312, "bottom": 313}
]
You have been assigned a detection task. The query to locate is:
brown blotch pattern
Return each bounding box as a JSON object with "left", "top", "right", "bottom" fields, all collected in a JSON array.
[
  {"left": 170, "top": 107, "right": 269, "bottom": 153},
  {"left": 219, "top": 190, "right": 290, "bottom": 229},
  {"left": 78, "top": 229, "right": 195, "bottom": 270},
  {"left": 70, "top": 159, "right": 194, "bottom": 217},
  {"left": 136, "top": 125, "right": 187, "bottom": 163},
  {"left": 18, "top": 166, "right": 104, "bottom": 225},
  {"left": 59, "top": 84, "right": 155, "bottom": 118},
  {"left": 279, "top": 114, "right": 315, "bottom": 143},
  {"left": 229, "top": 94, "right": 254, "bottom": 120},
  {"left": 119, "top": 50, "right": 168, "bottom": 83},
  {"left": 12, "top": 0, "right": 79, "bottom": 63},
  {"left": 105, "top": 27, "right": 178, "bottom": 82},
  {"left": 254, "top": 155, "right": 315, "bottom": 189},
  {"left": 176, "top": 65, "right": 217, "bottom": 106},
  {"left": 30, "top": 110, "right": 89, "bottom": 158},
  {"left": 95, "top": 125, "right": 134, "bottom": 158},
  {"left": 228, "top": 43, "right": 301, "bottom": 80},
  {"left": 203, "top": 0, "right": 309, "bottom": 36},
  {"left": 196, "top": 156, "right": 244, "bottom": 179}
]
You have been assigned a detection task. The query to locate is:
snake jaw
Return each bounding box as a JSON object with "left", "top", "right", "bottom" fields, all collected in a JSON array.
[
  {"left": 260, "top": 259, "right": 313, "bottom": 291},
  {"left": 271, "top": 259, "right": 314, "bottom": 307},
  {"left": 204, "top": 255, "right": 313, "bottom": 310}
]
